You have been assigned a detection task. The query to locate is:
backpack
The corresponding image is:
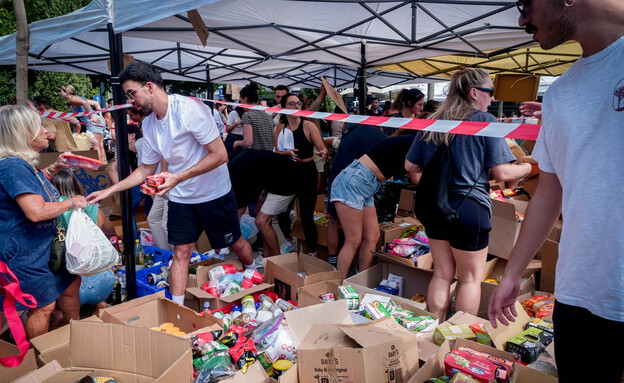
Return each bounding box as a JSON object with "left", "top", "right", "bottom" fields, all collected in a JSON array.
[{"left": 414, "top": 143, "right": 480, "bottom": 224}]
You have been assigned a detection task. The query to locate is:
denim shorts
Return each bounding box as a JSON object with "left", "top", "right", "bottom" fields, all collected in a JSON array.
[
  {"left": 330, "top": 160, "right": 380, "bottom": 210},
  {"left": 80, "top": 270, "right": 115, "bottom": 305},
  {"left": 86, "top": 123, "right": 107, "bottom": 135}
]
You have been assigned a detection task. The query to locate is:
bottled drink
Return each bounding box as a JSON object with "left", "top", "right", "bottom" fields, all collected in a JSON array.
[{"left": 134, "top": 239, "right": 145, "bottom": 265}]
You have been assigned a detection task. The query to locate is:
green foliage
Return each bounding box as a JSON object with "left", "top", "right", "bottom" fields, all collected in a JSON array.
[
  {"left": 0, "top": 69, "right": 16, "bottom": 105},
  {"left": 0, "top": 0, "right": 91, "bottom": 35},
  {"left": 30, "top": 71, "right": 96, "bottom": 110}
]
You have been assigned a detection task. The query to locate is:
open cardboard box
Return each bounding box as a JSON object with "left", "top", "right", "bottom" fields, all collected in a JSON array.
[
  {"left": 262, "top": 252, "right": 341, "bottom": 301},
  {"left": 30, "top": 315, "right": 102, "bottom": 368},
  {"left": 99, "top": 291, "right": 219, "bottom": 336},
  {"left": 511, "top": 364, "right": 558, "bottom": 383},
  {"left": 371, "top": 251, "right": 434, "bottom": 271},
  {"left": 221, "top": 361, "right": 278, "bottom": 383},
  {"left": 489, "top": 198, "right": 528, "bottom": 260},
  {"left": 377, "top": 216, "right": 422, "bottom": 251},
  {"left": 345, "top": 252, "right": 456, "bottom": 310},
  {"left": 397, "top": 185, "right": 418, "bottom": 216},
  {"left": 408, "top": 337, "right": 518, "bottom": 383},
  {"left": 296, "top": 316, "right": 420, "bottom": 383},
  {"left": 15, "top": 320, "right": 193, "bottom": 383},
  {"left": 477, "top": 258, "right": 540, "bottom": 319},
  {"left": 185, "top": 260, "right": 273, "bottom": 311},
  {"left": 1, "top": 341, "right": 37, "bottom": 383},
  {"left": 297, "top": 280, "right": 439, "bottom": 333}
]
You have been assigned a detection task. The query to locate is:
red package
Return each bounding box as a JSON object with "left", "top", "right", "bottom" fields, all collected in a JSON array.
[
  {"left": 63, "top": 153, "right": 104, "bottom": 170},
  {"left": 146, "top": 174, "right": 165, "bottom": 187},
  {"left": 140, "top": 183, "right": 156, "bottom": 195},
  {"left": 444, "top": 349, "right": 497, "bottom": 383},
  {"left": 457, "top": 347, "right": 514, "bottom": 383}
]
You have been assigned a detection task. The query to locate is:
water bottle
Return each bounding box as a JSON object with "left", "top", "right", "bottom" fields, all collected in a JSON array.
[{"left": 240, "top": 214, "right": 259, "bottom": 240}]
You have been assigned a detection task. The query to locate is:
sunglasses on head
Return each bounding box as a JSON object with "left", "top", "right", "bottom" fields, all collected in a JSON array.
[{"left": 474, "top": 87, "right": 495, "bottom": 97}]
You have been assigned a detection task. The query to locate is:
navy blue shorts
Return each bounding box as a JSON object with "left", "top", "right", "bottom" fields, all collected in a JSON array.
[
  {"left": 419, "top": 196, "right": 491, "bottom": 251},
  {"left": 167, "top": 189, "right": 242, "bottom": 249}
]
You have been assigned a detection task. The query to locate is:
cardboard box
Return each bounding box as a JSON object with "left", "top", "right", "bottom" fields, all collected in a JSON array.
[
  {"left": 13, "top": 359, "right": 90, "bottom": 383},
  {"left": 30, "top": 315, "right": 102, "bottom": 368},
  {"left": 296, "top": 194, "right": 325, "bottom": 218},
  {"left": 372, "top": 251, "right": 434, "bottom": 271},
  {"left": 408, "top": 338, "right": 517, "bottom": 383},
  {"left": 99, "top": 290, "right": 219, "bottom": 334},
  {"left": 478, "top": 258, "right": 539, "bottom": 319},
  {"left": 1, "top": 341, "right": 37, "bottom": 383},
  {"left": 263, "top": 252, "right": 342, "bottom": 301},
  {"left": 489, "top": 199, "right": 528, "bottom": 259},
  {"left": 511, "top": 364, "right": 558, "bottom": 383},
  {"left": 398, "top": 185, "right": 418, "bottom": 215},
  {"left": 378, "top": 216, "right": 422, "bottom": 251},
  {"left": 185, "top": 260, "right": 273, "bottom": 311},
  {"left": 291, "top": 218, "right": 329, "bottom": 248},
  {"left": 345, "top": 252, "right": 454, "bottom": 310},
  {"left": 538, "top": 240, "right": 558, "bottom": 293},
  {"left": 297, "top": 316, "right": 420, "bottom": 383},
  {"left": 221, "top": 361, "right": 278, "bottom": 383},
  {"left": 298, "top": 280, "right": 439, "bottom": 333},
  {"left": 298, "top": 239, "right": 330, "bottom": 262},
  {"left": 16, "top": 320, "right": 193, "bottom": 382}
]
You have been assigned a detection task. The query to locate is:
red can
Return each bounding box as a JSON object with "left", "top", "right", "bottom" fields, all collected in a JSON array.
[
  {"left": 241, "top": 278, "right": 254, "bottom": 289},
  {"left": 243, "top": 269, "right": 264, "bottom": 284}
]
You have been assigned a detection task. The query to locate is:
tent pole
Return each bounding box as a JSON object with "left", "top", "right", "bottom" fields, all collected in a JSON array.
[
  {"left": 427, "top": 83, "right": 435, "bottom": 100},
  {"left": 358, "top": 41, "right": 367, "bottom": 115},
  {"left": 108, "top": 23, "right": 136, "bottom": 300},
  {"left": 206, "top": 64, "right": 213, "bottom": 100}
]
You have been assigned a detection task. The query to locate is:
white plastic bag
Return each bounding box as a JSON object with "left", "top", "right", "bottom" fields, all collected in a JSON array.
[
  {"left": 65, "top": 209, "right": 119, "bottom": 276},
  {"left": 139, "top": 228, "right": 153, "bottom": 247}
]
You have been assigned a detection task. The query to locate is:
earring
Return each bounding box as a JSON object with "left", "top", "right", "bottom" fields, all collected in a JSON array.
[{"left": 565, "top": 0, "right": 575, "bottom": 7}]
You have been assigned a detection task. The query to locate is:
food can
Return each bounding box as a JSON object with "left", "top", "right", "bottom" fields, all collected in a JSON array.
[
  {"left": 320, "top": 293, "right": 335, "bottom": 302},
  {"left": 243, "top": 269, "right": 265, "bottom": 284},
  {"left": 80, "top": 377, "right": 118, "bottom": 383},
  {"left": 241, "top": 295, "right": 257, "bottom": 317},
  {"left": 275, "top": 298, "right": 295, "bottom": 311},
  {"left": 241, "top": 278, "right": 254, "bottom": 289},
  {"left": 258, "top": 293, "right": 275, "bottom": 304}
]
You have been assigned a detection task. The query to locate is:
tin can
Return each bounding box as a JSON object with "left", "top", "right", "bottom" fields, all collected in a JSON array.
[
  {"left": 320, "top": 293, "right": 335, "bottom": 302},
  {"left": 275, "top": 298, "right": 296, "bottom": 311},
  {"left": 147, "top": 270, "right": 167, "bottom": 285},
  {"left": 241, "top": 278, "right": 254, "bottom": 289},
  {"left": 233, "top": 313, "right": 251, "bottom": 326},
  {"left": 80, "top": 377, "right": 118, "bottom": 383},
  {"left": 243, "top": 269, "right": 264, "bottom": 284},
  {"left": 241, "top": 295, "right": 257, "bottom": 318},
  {"left": 258, "top": 294, "right": 275, "bottom": 304}
]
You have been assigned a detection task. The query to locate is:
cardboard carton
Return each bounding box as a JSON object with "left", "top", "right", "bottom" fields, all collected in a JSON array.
[
  {"left": 297, "top": 280, "right": 439, "bottom": 332},
  {"left": 12, "top": 360, "right": 91, "bottom": 383},
  {"left": 398, "top": 185, "right": 418, "bottom": 215},
  {"left": 408, "top": 338, "right": 517, "bottom": 383},
  {"left": 478, "top": 258, "right": 539, "bottom": 319},
  {"left": 378, "top": 216, "right": 422, "bottom": 251},
  {"left": 345, "top": 252, "right": 455, "bottom": 310},
  {"left": 511, "top": 364, "right": 558, "bottom": 383},
  {"left": 489, "top": 199, "right": 528, "bottom": 260},
  {"left": 297, "top": 316, "right": 420, "bottom": 383},
  {"left": 99, "top": 291, "right": 219, "bottom": 334},
  {"left": 291, "top": 218, "right": 329, "bottom": 248},
  {"left": 221, "top": 361, "right": 278, "bottom": 382},
  {"left": 30, "top": 315, "right": 102, "bottom": 368},
  {"left": 538, "top": 240, "right": 558, "bottom": 293},
  {"left": 297, "top": 239, "right": 330, "bottom": 263},
  {"left": 1, "top": 341, "right": 37, "bottom": 383},
  {"left": 185, "top": 260, "right": 273, "bottom": 311},
  {"left": 263, "top": 253, "right": 341, "bottom": 301},
  {"left": 372, "top": 251, "right": 434, "bottom": 271}
]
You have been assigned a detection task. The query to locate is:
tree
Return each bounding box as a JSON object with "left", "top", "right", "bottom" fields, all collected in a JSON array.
[
  {"left": 614, "top": 85, "right": 624, "bottom": 111},
  {"left": 13, "top": 0, "right": 28, "bottom": 105}
]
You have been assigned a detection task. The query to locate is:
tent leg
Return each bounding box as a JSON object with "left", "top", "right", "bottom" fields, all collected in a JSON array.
[
  {"left": 108, "top": 23, "right": 136, "bottom": 300},
  {"left": 206, "top": 64, "right": 213, "bottom": 100},
  {"left": 358, "top": 42, "right": 367, "bottom": 115}
]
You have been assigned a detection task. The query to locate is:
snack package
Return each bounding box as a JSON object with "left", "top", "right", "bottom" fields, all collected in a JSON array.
[
  {"left": 521, "top": 295, "right": 555, "bottom": 317},
  {"left": 450, "top": 372, "right": 480, "bottom": 383},
  {"left": 140, "top": 183, "right": 156, "bottom": 195},
  {"left": 469, "top": 323, "right": 492, "bottom": 346},
  {"left": 252, "top": 314, "right": 297, "bottom": 362},
  {"left": 63, "top": 153, "right": 104, "bottom": 170},
  {"left": 506, "top": 327, "right": 553, "bottom": 364},
  {"left": 444, "top": 349, "right": 497, "bottom": 383},
  {"left": 457, "top": 347, "right": 513, "bottom": 383}
]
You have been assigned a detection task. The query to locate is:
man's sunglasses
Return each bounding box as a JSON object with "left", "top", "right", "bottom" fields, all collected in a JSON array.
[
  {"left": 475, "top": 87, "right": 495, "bottom": 97},
  {"left": 516, "top": 0, "right": 531, "bottom": 17}
]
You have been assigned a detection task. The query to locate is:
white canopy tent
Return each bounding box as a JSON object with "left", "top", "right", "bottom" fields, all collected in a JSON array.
[{"left": 0, "top": 0, "right": 534, "bottom": 89}]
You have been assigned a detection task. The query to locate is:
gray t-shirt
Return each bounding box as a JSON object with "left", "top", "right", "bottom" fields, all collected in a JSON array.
[
  {"left": 241, "top": 109, "right": 275, "bottom": 151},
  {"left": 406, "top": 110, "right": 515, "bottom": 213}
]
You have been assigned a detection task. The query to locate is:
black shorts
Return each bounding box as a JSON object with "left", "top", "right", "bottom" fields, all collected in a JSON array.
[
  {"left": 167, "top": 189, "right": 242, "bottom": 249},
  {"left": 419, "top": 196, "right": 491, "bottom": 251}
]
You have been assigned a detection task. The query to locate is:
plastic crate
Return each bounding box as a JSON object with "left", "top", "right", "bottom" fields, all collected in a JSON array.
[
  {"left": 143, "top": 245, "right": 173, "bottom": 264},
  {"left": 135, "top": 262, "right": 172, "bottom": 299}
]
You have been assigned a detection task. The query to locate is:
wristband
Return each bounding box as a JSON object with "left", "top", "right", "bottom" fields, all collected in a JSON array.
[
  {"left": 43, "top": 167, "right": 54, "bottom": 181},
  {"left": 67, "top": 198, "right": 76, "bottom": 210}
]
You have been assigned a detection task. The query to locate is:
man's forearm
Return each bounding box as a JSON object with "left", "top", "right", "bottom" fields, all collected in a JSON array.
[
  {"left": 111, "top": 164, "right": 156, "bottom": 193},
  {"left": 176, "top": 153, "right": 226, "bottom": 183},
  {"left": 503, "top": 173, "right": 562, "bottom": 279}
]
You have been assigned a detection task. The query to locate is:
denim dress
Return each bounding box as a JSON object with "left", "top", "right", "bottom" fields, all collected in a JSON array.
[{"left": 0, "top": 157, "right": 77, "bottom": 310}]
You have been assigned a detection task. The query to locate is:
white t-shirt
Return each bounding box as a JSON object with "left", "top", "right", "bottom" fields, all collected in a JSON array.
[
  {"left": 141, "top": 94, "right": 231, "bottom": 204},
  {"left": 213, "top": 108, "right": 224, "bottom": 136},
  {"left": 533, "top": 36, "right": 624, "bottom": 321},
  {"left": 226, "top": 109, "right": 244, "bottom": 136}
]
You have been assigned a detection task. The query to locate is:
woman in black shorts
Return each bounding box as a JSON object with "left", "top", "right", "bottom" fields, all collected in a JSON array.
[{"left": 405, "top": 68, "right": 531, "bottom": 320}]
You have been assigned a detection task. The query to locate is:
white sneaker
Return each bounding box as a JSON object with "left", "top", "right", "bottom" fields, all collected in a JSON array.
[
  {"left": 280, "top": 238, "right": 297, "bottom": 254},
  {"left": 219, "top": 247, "right": 230, "bottom": 256},
  {"left": 254, "top": 254, "right": 265, "bottom": 269},
  {"left": 205, "top": 249, "right": 225, "bottom": 260}
]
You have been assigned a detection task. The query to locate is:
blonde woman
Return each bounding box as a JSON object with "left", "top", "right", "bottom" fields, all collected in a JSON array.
[
  {"left": 405, "top": 68, "right": 531, "bottom": 320},
  {"left": 0, "top": 105, "right": 87, "bottom": 338},
  {"left": 60, "top": 84, "right": 106, "bottom": 162}
]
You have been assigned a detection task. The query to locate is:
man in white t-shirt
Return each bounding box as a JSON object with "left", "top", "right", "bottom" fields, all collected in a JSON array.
[
  {"left": 488, "top": 1, "right": 624, "bottom": 381},
  {"left": 87, "top": 63, "right": 254, "bottom": 305}
]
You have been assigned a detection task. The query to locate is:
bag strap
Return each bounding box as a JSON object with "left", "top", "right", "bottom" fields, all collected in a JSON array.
[{"left": 0, "top": 261, "right": 37, "bottom": 367}]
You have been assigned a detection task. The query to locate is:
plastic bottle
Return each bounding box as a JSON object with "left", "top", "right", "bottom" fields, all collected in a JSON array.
[
  {"left": 203, "top": 301, "right": 211, "bottom": 315},
  {"left": 134, "top": 239, "right": 145, "bottom": 265},
  {"left": 239, "top": 214, "right": 259, "bottom": 240}
]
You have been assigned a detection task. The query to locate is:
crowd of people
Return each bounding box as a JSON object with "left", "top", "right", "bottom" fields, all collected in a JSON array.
[{"left": 0, "top": 1, "right": 622, "bottom": 381}]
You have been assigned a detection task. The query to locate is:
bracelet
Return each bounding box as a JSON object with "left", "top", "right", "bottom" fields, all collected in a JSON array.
[
  {"left": 67, "top": 198, "right": 76, "bottom": 210},
  {"left": 43, "top": 167, "right": 54, "bottom": 181},
  {"left": 46, "top": 166, "right": 58, "bottom": 177}
]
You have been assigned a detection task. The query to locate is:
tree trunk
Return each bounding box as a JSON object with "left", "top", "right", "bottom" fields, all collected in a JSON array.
[{"left": 14, "top": 0, "right": 29, "bottom": 105}]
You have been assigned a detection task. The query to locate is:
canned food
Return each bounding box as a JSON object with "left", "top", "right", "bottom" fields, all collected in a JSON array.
[
  {"left": 275, "top": 298, "right": 296, "bottom": 311},
  {"left": 147, "top": 271, "right": 167, "bottom": 285},
  {"left": 241, "top": 278, "right": 254, "bottom": 289},
  {"left": 241, "top": 295, "right": 257, "bottom": 318},
  {"left": 243, "top": 269, "right": 264, "bottom": 284},
  {"left": 258, "top": 294, "right": 275, "bottom": 304},
  {"left": 79, "top": 377, "right": 118, "bottom": 383},
  {"left": 320, "top": 293, "right": 335, "bottom": 302}
]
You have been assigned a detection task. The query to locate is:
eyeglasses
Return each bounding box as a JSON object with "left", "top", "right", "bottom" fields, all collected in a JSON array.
[
  {"left": 474, "top": 87, "right": 495, "bottom": 97},
  {"left": 516, "top": 0, "right": 531, "bottom": 17},
  {"left": 125, "top": 84, "right": 146, "bottom": 100},
  {"left": 286, "top": 101, "right": 303, "bottom": 107}
]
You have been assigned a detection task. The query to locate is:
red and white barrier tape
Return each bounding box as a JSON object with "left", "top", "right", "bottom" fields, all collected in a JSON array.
[
  {"left": 203, "top": 99, "right": 541, "bottom": 141},
  {"left": 42, "top": 115, "right": 107, "bottom": 129},
  {"left": 38, "top": 103, "right": 131, "bottom": 119}
]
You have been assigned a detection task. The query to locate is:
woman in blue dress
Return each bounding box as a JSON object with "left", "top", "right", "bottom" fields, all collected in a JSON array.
[{"left": 0, "top": 105, "right": 88, "bottom": 338}]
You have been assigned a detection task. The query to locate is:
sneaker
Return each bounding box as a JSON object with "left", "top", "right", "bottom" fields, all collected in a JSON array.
[
  {"left": 254, "top": 254, "right": 265, "bottom": 269},
  {"left": 204, "top": 249, "right": 225, "bottom": 260},
  {"left": 280, "top": 238, "right": 297, "bottom": 254},
  {"left": 219, "top": 247, "right": 230, "bottom": 256}
]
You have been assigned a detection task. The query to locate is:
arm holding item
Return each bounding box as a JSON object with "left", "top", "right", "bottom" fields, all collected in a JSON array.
[
  {"left": 488, "top": 171, "right": 562, "bottom": 327},
  {"left": 87, "top": 162, "right": 159, "bottom": 204},
  {"left": 519, "top": 101, "right": 542, "bottom": 120}
]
